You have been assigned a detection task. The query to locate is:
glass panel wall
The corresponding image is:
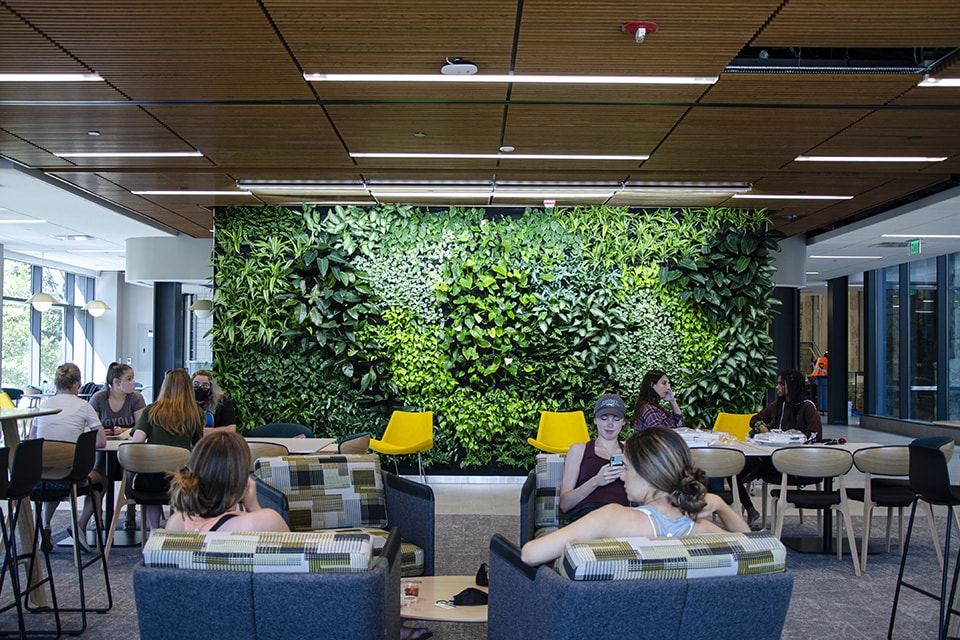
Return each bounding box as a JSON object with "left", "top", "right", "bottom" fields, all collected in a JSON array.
[
  {"left": 878, "top": 266, "right": 901, "bottom": 416},
  {"left": 948, "top": 255, "right": 960, "bottom": 419},
  {"left": 908, "top": 258, "right": 938, "bottom": 421}
]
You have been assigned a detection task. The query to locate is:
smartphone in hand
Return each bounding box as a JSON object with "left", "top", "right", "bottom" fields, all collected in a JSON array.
[{"left": 609, "top": 453, "right": 623, "bottom": 467}]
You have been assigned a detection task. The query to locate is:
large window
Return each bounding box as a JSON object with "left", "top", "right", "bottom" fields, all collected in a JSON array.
[
  {"left": 909, "top": 258, "right": 938, "bottom": 421},
  {"left": 949, "top": 255, "right": 960, "bottom": 419},
  {"left": 878, "top": 266, "right": 901, "bottom": 417},
  {"left": 1, "top": 258, "right": 96, "bottom": 388}
]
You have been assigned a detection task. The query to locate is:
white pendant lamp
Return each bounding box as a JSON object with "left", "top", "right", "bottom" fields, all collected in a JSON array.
[
  {"left": 82, "top": 300, "right": 111, "bottom": 317},
  {"left": 189, "top": 299, "right": 213, "bottom": 319},
  {"left": 26, "top": 292, "right": 59, "bottom": 313}
]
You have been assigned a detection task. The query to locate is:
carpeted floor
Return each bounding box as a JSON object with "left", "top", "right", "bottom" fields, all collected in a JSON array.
[{"left": 0, "top": 508, "right": 954, "bottom": 639}]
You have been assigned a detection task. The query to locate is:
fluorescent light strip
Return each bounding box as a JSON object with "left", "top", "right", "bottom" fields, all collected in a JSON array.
[
  {"left": 882, "top": 234, "right": 960, "bottom": 239},
  {"left": 132, "top": 190, "right": 252, "bottom": 196},
  {"left": 351, "top": 152, "right": 650, "bottom": 161},
  {"left": 805, "top": 272, "right": 820, "bottom": 275},
  {"left": 0, "top": 219, "right": 46, "bottom": 224},
  {"left": 239, "top": 183, "right": 365, "bottom": 191},
  {"left": 66, "top": 249, "right": 124, "bottom": 253},
  {"left": 55, "top": 151, "right": 204, "bottom": 158},
  {"left": 918, "top": 77, "right": 960, "bottom": 87},
  {"left": 0, "top": 73, "right": 102, "bottom": 82},
  {"left": 304, "top": 73, "right": 718, "bottom": 85},
  {"left": 495, "top": 190, "right": 614, "bottom": 198},
  {"left": 732, "top": 194, "right": 853, "bottom": 200},
  {"left": 371, "top": 191, "right": 494, "bottom": 198},
  {"left": 795, "top": 155, "right": 947, "bottom": 163},
  {"left": 809, "top": 255, "right": 883, "bottom": 259}
]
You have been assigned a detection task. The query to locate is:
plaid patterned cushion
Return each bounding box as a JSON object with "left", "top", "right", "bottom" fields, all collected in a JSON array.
[
  {"left": 535, "top": 454, "right": 566, "bottom": 528},
  {"left": 142, "top": 529, "right": 373, "bottom": 573},
  {"left": 254, "top": 455, "right": 388, "bottom": 530},
  {"left": 331, "top": 527, "right": 425, "bottom": 577},
  {"left": 561, "top": 531, "right": 787, "bottom": 581}
]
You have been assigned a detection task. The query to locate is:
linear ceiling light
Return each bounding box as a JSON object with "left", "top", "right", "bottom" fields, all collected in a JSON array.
[
  {"left": 238, "top": 182, "right": 366, "bottom": 192},
  {"left": 132, "top": 190, "right": 252, "bottom": 196},
  {"left": 55, "top": 151, "right": 204, "bottom": 158},
  {"left": 795, "top": 155, "right": 947, "bottom": 163},
  {"left": 0, "top": 218, "right": 46, "bottom": 224},
  {"left": 918, "top": 76, "right": 960, "bottom": 87},
  {"left": 809, "top": 255, "right": 883, "bottom": 259},
  {"left": 351, "top": 152, "right": 650, "bottom": 161},
  {"left": 0, "top": 73, "right": 103, "bottom": 82},
  {"left": 882, "top": 234, "right": 960, "bottom": 239},
  {"left": 732, "top": 194, "right": 853, "bottom": 200},
  {"left": 304, "top": 73, "right": 718, "bottom": 85}
]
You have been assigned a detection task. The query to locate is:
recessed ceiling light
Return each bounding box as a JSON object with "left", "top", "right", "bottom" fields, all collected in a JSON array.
[
  {"left": 55, "top": 151, "right": 204, "bottom": 158},
  {"left": 805, "top": 272, "right": 820, "bottom": 275},
  {"left": 499, "top": 146, "right": 515, "bottom": 153},
  {"left": 0, "top": 73, "right": 103, "bottom": 82},
  {"left": 87, "top": 131, "right": 101, "bottom": 136},
  {"left": 732, "top": 194, "right": 853, "bottom": 200},
  {"left": 795, "top": 155, "right": 947, "bottom": 163},
  {"left": 133, "top": 190, "right": 252, "bottom": 196},
  {"left": 351, "top": 152, "right": 650, "bottom": 161},
  {"left": 52, "top": 234, "right": 94, "bottom": 241},
  {"left": 304, "top": 73, "right": 718, "bottom": 85},
  {"left": 413, "top": 132, "right": 426, "bottom": 137}
]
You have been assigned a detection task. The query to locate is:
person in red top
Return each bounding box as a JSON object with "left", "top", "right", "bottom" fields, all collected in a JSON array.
[
  {"left": 559, "top": 393, "right": 630, "bottom": 522},
  {"left": 811, "top": 352, "right": 829, "bottom": 377}
]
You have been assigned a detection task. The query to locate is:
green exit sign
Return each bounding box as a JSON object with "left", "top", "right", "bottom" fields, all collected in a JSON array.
[{"left": 909, "top": 238, "right": 922, "bottom": 255}]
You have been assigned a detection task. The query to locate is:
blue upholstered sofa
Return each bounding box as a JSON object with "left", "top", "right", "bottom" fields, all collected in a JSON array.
[
  {"left": 489, "top": 531, "right": 794, "bottom": 640},
  {"left": 253, "top": 453, "right": 435, "bottom": 576},
  {"left": 133, "top": 528, "right": 401, "bottom": 640}
]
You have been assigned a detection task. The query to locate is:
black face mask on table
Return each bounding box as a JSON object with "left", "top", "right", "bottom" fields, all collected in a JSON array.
[{"left": 194, "top": 387, "right": 210, "bottom": 403}]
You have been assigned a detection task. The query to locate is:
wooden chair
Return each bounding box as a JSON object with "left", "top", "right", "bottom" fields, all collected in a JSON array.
[
  {"left": 690, "top": 447, "right": 746, "bottom": 516},
  {"left": 771, "top": 446, "right": 861, "bottom": 576},
  {"left": 104, "top": 443, "right": 191, "bottom": 560},
  {"left": 337, "top": 432, "right": 372, "bottom": 454},
  {"left": 246, "top": 441, "right": 290, "bottom": 472},
  {"left": 527, "top": 411, "right": 589, "bottom": 454}
]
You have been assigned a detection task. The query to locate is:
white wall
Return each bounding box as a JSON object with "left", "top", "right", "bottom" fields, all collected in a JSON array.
[{"left": 95, "top": 271, "right": 156, "bottom": 400}]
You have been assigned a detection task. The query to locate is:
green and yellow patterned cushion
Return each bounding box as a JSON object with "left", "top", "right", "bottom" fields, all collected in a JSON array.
[
  {"left": 535, "top": 454, "right": 566, "bottom": 528},
  {"left": 331, "top": 527, "right": 425, "bottom": 577},
  {"left": 560, "top": 531, "right": 787, "bottom": 581},
  {"left": 142, "top": 529, "right": 373, "bottom": 573},
  {"left": 254, "top": 455, "right": 387, "bottom": 530}
]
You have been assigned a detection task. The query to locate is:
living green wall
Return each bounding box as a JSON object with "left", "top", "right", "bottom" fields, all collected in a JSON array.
[{"left": 211, "top": 204, "right": 780, "bottom": 471}]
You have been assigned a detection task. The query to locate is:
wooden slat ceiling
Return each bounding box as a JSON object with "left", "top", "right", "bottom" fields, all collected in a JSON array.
[{"left": 1, "top": 0, "right": 958, "bottom": 240}]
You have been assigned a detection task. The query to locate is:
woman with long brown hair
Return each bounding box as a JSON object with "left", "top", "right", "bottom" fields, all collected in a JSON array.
[{"left": 131, "top": 369, "right": 204, "bottom": 530}]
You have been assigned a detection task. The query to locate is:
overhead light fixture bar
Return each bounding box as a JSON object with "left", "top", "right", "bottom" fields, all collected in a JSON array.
[
  {"left": 795, "top": 155, "right": 947, "bottom": 163},
  {"left": 809, "top": 255, "right": 883, "bottom": 259},
  {"left": 351, "top": 152, "right": 650, "bottom": 161},
  {"left": 55, "top": 151, "right": 203, "bottom": 158},
  {"left": 0, "top": 218, "right": 46, "bottom": 224},
  {"left": 0, "top": 73, "right": 103, "bottom": 82},
  {"left": 882, "top": 234, "right": 960, "bottom": 239},
  {"left": 732, "top": 194, "right": 853, "bottom": 200},
  {"left": 918, "top": 76, "right": 960, "bottom": 87},
  {"left": 304, "top": 73, "right": 718, "bottom": 85},
  {"left": 133, "top": 190, "right": 252, "bottom": 196}
]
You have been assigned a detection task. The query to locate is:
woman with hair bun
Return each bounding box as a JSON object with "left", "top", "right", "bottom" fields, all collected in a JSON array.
[
  {"left": 165, "top": 431, "right": 288, "bottom": 533},
  {"left": 521, "top": 427, "right": 749, "bottom": 566}
]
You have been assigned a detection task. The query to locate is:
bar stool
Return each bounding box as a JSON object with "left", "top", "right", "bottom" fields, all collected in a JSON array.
[
  {"left": 0, "top": 439, "right": 58, "bottom": 638},
  {"left": 31, "top": 430, "right": 112, "bottom": 634},
  {"left": 889, "top": 437, "right": 960, "bottom": 640}
]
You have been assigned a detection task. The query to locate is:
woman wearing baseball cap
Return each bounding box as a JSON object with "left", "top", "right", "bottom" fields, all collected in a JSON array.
[{"left": 558, "top": 393, "right": 630, "bottom": 522}]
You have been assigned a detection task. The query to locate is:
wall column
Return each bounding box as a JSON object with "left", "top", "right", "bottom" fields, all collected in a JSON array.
[
  {"left": 152, "top": 282, "right": 183, "bottom": 386},
  {"left": 827, "top": 276, "right": 848, "bottom": 424}
]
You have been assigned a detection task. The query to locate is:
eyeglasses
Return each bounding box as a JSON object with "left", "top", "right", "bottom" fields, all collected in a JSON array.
[{"left": 193, "top": 382, "right": 211, "bottom": 390}]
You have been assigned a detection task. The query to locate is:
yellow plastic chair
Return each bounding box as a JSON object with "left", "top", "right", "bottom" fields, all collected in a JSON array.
[
  {"left": 0, "top": 392, "right": 15, "bottom": 409},
  {"left": 369, "top": 411, "right": 433, "bottom": 480},
  {"left": 712, "top": 412, "right": 754, "bottom": 441},
  {"left": 527, "top": 411, "right": 590, "bottom": 454}
]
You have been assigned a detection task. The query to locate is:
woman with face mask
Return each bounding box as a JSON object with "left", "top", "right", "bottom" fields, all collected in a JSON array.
[
  {"left": 192, "top": 370, "right": 237, "bottom": 433},
  {"left": 89, "top": 362, "right": 147, "bottom": 532}
]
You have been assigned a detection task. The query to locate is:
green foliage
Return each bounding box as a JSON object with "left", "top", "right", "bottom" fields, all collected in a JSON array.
[{"left": 212, "top": 203, "right": 780, "bottom": 469}]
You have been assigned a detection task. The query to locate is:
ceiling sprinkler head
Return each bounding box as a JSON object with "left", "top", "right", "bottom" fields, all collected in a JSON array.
[{"left": 620, "top": 21, "right": 660, "bottom": 44}]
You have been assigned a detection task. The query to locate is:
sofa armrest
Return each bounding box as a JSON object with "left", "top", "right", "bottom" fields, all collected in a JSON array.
[
  {"left": 383, "top": 470, "right": 435, "bottom": 575},
  {"left": 519, "top": 469, "right": 536, "bottom": 546},
  {"left": 254, "top": 474, "right": 289, "bottom": 524}
]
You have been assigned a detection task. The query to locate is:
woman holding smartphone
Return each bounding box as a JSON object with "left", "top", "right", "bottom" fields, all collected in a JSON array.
[
  {"left": 523, "top": 427, "right": 749, "bottom": 566},
  {"left": 558, "top": 393, "right": 629, "bottom": 522}
]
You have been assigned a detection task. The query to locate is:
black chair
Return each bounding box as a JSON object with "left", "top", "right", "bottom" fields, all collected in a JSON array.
[
  {"left": 0, "top": 440, "right": 59, "bottom": 638},
  {"left": 247, "top": 423, "right": 313, "bottom": 438},
  {"left": 31, "top": 430, "right": 112, "bottom": 634},
  {"left": 889, "top": 437, "right": 960, "bottom": 640}
]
